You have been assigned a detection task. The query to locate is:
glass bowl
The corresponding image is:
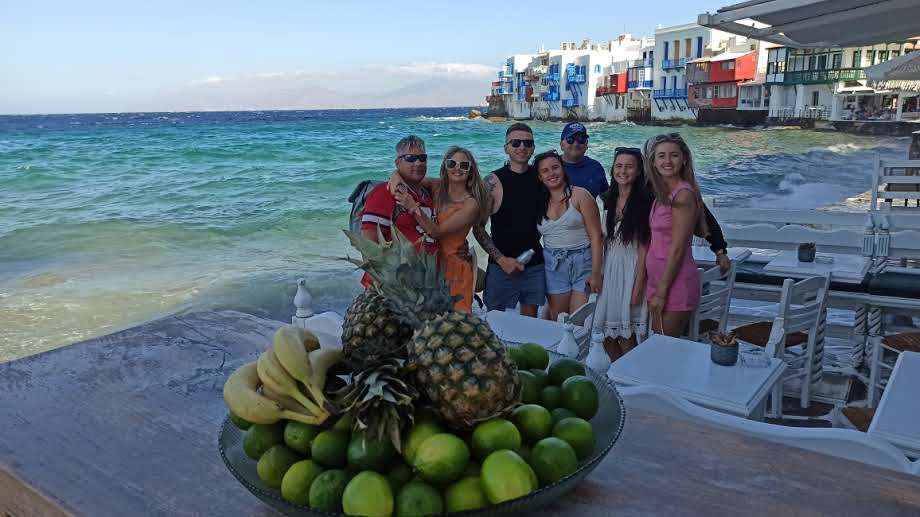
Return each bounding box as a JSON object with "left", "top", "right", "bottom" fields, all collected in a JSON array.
[{"left": 218, "top": 353, "right": 625, "bottom": 516}]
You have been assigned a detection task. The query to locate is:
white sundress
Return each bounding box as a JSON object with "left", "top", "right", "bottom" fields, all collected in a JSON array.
[{"left": 592, "top": 219, "right": 648, "bottom": 339}]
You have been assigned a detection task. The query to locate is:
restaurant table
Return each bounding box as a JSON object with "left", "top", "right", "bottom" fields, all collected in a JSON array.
[
  {"left": 762, "top": 250, "right": 871, "bottom": 284},
  {"left": 484, "top": 309, "right": 589, "bottom": 348},
  {"left": 869, "top": 351, "right": 920, "bottom": 459},
  {"left": 3, "top": 310, "right": 920, "bottom": 517},
  {"left": 608, "top": 334, "right": 786, "bottom": 420},
  {"left": 691, "top": 245, "right": 753, "bottom": 265}
]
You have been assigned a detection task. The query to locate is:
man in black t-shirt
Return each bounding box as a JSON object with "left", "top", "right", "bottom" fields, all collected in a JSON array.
[{"left": 473, "top": 123, "right": 546, "bottom": 317}]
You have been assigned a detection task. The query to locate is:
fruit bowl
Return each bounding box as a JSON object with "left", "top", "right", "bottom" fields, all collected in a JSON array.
[{"left": 218, "top": 354, "right": 626, "bottom": 516}]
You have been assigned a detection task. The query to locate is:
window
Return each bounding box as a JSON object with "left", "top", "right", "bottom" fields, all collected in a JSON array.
[
  {"left": 673, "top": 40, "right": 680, "bottom": 59},
  {"left": 831, "top": 53, "right": 842, "bottom": 69},
  {"left": 720, "top": 61, "right": 735, "bottom": 71},
  {"left": 878, "top": 51, "right": 889, "bottom": 63},
  {"left": 852, "top": 50, "right": 861, "bottom": 67},
  {"left": 595, "top": 64, "right": 601, "bottom": 73},
  {"left": 807, "top": 55, "right": 817, "bottom": 70},
  {"left": 892, "top": 51, "right": 900, "bottom": 59},
  {"left": 684, "top": 38, "right": 691, "bottom": 59},
  {"left": 866, "top": 50, "right": 875, "bottom": 65},
  {"left": 696, "top": 37, "right": 703, "bottom": 58},
  {"left": 663, "top": 41, "right": 669, "bottom": 60},
  {"left": 817, "top": 55, "right": 827, "bottom": 69},
  {"left": 811, "top": 91, "right": 819, "bottom": 106}
]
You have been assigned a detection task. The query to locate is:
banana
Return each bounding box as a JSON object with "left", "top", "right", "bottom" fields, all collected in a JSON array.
[
  {"left": 261, "top": 385, "right": 311, "bottom": 414},
  {"left": 307, "top": 348, "right": 343, "bottom": 391},
  {"left": 222, "top": 362, "right": 325, "bottom": 425},
  {"left": 274, "top": 325, "right": 320, "bottom": 354},
  {"left": 273, "top": 326, "right": 314, "bottom": 385},
  {"left": 257, "top": 350, "right": 328, "bottom": 419}
]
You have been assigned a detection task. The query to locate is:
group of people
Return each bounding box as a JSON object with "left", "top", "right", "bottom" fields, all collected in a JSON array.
[{"left": 358, "top": 122, "right": 731, "bottom": 360}]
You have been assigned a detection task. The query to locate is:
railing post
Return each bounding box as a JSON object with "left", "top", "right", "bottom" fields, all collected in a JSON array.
[{"left": 292, "top": 278, "right": 314, "bottom": 328}]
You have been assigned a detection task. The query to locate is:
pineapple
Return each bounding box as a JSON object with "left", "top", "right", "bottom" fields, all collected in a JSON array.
[
  {"left": 342, "top": 229, "right": 521, "bottom": 432},
  {"left": 341, "top": 289, "right": 414, "bottom": 371}
]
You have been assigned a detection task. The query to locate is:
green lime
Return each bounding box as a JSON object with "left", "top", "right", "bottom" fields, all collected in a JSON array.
[
  {"left": 530, "top": 437, "right": 578, "bottom": 485},
  {"left": 518, "top": 370, "right": 541, "bottom": 404},
  {"left": 552, "top": 417, "right": 595, "bottom": 460},
  {"left": 507, "top": 347, "right": 530, "bottom": 370},
  {"left": 309, "top": 469, "right": 352, "bottom": 512},
  {"left": 281, "top": 459, "right": 324, "bottom": 505},
  {"left": 395, "top": 480, "right": 443, "bottom": 516},
  {"left": 256, "top": 444, "right": 301, "bottom": 489},
  {"left": 480, "top": 450, "right": 536, "bottom": 504},
  {"left": 540, "top": 385, "right": 563, "bottom": 410},
  {"left": 342, "top": 471, "right": 394, "bottom": 517},
  {"left": 229, "top": 411, "right": 252, "bottom": 430},
  {"left": 413, "top": 433, "right": 470, "bottom": 484},
  {"left": 510, "top": 404, "right": 553, "bottom": 444},
  {"left": 471, "top": 419, "right": 522, "bottom": 460},
  {"left": 528, "top": 369, "right": 550, "bottom": 389},
  {"left": 402, "top": 419, "right": 444, "bottom": 465},
  {"left": 561, "top": 375, "right": 599, "bottom": 420},
  {"left": 548, "top": 358, "right": 586, "bottom": 386},
  {"left": 284, "top": 421, "right": 322, "bottom": 455},
  {"left": 347, "top": 434, "right": 397, "bottom": 473},
  {"left": 311, "top": 430, "right": 349, "bottom": 468},
  {"left": 520, "top": 343, "right": 550, "bottom": 370},
  {"left": 333, "top": 412, "right": 355, "bottom": 433},
  {"left": 444, "top": 476, "right": 490, "bottom": 512},
  {"left": 551, "top": 407, "right": 577, "bottom": 424},
  {"left": 243, "top": 423, "right": 284, "bottom": 460}
]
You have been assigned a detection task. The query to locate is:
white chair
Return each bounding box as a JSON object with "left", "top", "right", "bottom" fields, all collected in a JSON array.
[
  {"left": 619, "top": 385, "right": 917, "bottom": 474},
  {"left": 732, "top": 274, "right": 830, "bottom": 417},
  {"left": 868, "top": 331, "right": 920, "bottom": 407},
  {"left": 688, "top": 249, "right": 751, "bottom": 342},
  {"left": 870, "top": 158, "right": 920, "bottom": 211}
]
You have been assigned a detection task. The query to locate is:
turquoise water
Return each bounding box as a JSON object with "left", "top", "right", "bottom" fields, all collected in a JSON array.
[{"left": 0, "top": 108, "right": 909, "bottom": 361}]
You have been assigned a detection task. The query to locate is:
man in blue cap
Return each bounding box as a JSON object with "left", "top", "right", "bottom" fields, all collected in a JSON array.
[{"left": 559, "top": 122, "right": 608, "bottom": 199}]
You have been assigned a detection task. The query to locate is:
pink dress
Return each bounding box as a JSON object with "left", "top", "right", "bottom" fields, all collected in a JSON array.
[{"left": 645, "top": 181, "right": 700, "bottom": 312}]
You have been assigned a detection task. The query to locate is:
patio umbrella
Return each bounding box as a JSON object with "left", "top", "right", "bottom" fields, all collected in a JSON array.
[{"left": 865, "top": 51, "right": 920, "bottom": 93}]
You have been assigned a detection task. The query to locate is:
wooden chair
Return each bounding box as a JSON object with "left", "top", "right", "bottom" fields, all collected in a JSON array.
[
  {"left": 732, "top": 275, "right": 831, "bottom": 417},
  {"left": 688, "top": 249, "right": 751, "bottom": 342}
]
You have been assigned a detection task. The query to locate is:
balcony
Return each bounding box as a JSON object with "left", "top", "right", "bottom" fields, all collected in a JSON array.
[
  {"left": 653, "top": 88, "right": 688, "bottom": 99},
  {"left": 628, "top": 80, "right": 654, "bottom": 89},
  {"left": 491, "top": 81, "right": 501, "bottom": 87},
  {"left": 524, "top": 74, "right": 541, "bottom": 82},
  {"left": 596, "top": 86, "right": 609, "bottom": 96},
  {"left": 546, "top": 72, "right": 560, "bottom": 81},
  {"left": 629, "top": 58, "right": 654, "bottom": 68},
  {"left": 782, "top": 68, "right": 866, "bottom": 85},
  {"left": 738, "top": 97, "right": 765, "bottom": 110},
  {"left": 661, "top": 57, "right": 691, "bottom": 69},
  {"left": 562, "top": 99, "right": 579, "bottom": 107},
  {"left": 543, "top": 92, "right": 560, "bottom": 101}
]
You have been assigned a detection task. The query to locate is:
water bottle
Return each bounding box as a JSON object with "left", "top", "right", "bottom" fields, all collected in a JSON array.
[{"left": 516, "top": 249, "right": 535, "bottom": 265}]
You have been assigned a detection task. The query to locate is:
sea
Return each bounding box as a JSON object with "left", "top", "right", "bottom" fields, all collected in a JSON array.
[{"left": 0, "top": 107, "right": 910, "bottom": 362}]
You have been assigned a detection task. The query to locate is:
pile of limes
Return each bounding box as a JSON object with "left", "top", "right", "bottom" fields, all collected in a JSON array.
[{"left": 228, "top": 343, "right": 599, "bottom": 516}]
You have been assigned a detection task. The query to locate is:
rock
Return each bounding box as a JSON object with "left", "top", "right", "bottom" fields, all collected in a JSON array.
[{"left": 468, "top": 109, "right": 482, "bottom": 119}]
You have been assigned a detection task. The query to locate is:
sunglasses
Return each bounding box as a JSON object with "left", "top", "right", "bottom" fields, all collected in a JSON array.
[
  {"left": 445, "top": 159, "right": 472, "bottom": 171},
  {"left": 398, "top": 153, "right": 428, "bottom": 163},
  {"left": 652, "top": 132, "right": 683, "bottom": 143},
  {"left": 506, "top": 139, "right": 535, "bottom": 148},
  {"left": 614, "top": 146, "right": 642, "bottom": 155},
  {"left": 564, "top": 134, "right": 589, "bottom": 145}
]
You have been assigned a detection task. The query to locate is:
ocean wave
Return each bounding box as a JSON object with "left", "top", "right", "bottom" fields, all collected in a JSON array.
[{"left": 414, "top": 116, "right": 469, "bottom": 122}]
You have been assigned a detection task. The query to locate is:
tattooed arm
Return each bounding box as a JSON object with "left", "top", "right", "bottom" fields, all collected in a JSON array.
[{"left": 473, "top": 174, "right": 523, "bottom": 274}]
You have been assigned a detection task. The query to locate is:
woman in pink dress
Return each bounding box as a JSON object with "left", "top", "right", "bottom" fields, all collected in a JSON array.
[{"left": 643, "top": 133, "right": 709, "bottom": 337}]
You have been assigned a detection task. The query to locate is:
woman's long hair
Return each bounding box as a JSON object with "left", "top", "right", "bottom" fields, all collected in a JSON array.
[
  {"left": 532, "top": 150, "right": 572, "bottom": 224},
  {"left": 644, "top": 134, "right": 709, "bottom": 236},
  {"left": 438, "top": 146, "right": 490, "bottom": 225},
  {"left": 602, "top": 150, "right": 652, "bottom": 246}
]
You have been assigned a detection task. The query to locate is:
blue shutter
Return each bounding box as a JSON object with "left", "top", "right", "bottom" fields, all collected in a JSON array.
[
  {"left": 663, "top": 42, "right": 669, "bottom": 60},
  {"left": 696, "top": 37, "right": 703, "bottom": 58}
]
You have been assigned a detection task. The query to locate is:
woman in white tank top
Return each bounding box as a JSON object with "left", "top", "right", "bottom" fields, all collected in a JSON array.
[{"left": 533, "top": 151, "right": 604, "bottom": 321}]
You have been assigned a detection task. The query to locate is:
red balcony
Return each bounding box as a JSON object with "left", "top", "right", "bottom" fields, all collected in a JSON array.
[
  {"left": 596, "top": 86, "right": 609, "bottom": 96},
  {"left": 712, "top": 96, "right": 738, "bottom": 109},
  {"left": 491, "top": 81, "right": 501, "bottom": 87},
  {"left": 710, "top": 52, "right": 757, "bottom": 83}
]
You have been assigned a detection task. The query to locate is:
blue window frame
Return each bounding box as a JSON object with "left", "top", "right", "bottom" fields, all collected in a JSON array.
[
  {"left": 696, "top": 37, "right": 703, "bottom": 58},
  {"left": 663, "top": 42, "right": 669, "bottom": 60}
]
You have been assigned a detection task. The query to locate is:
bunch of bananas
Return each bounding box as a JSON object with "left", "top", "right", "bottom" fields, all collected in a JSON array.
[{"left": 224, "top": 325, "right": 341, "bottom": 426}]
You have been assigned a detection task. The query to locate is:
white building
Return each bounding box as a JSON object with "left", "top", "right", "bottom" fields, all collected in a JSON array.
[{"left": 502, "top": 54, "right": 538, "bottom": 119}]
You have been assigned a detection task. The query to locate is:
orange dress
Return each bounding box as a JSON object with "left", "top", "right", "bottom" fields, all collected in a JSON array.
[{"left": 436, "top": 202, "right": 475, "bottom": 312}]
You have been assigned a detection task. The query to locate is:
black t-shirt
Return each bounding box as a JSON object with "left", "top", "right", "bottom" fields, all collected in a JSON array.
[{"left": 489, "top": 164, "right": 544, "bottom": 266}]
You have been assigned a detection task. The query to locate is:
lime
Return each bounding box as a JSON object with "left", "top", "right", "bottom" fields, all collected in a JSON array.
[
  {"left": 342, "top": 471, "right": 393, "bottom": 517},
  {"left": 551, "top": 407, "right": 577, "bottom": 424},
  {"left": 548, "top": 358, "right": 586, "bottom": 386},
  {"left": 518, "top": 370, "right": 541, "bottom": 404},
  {"left": 402, "top": 419, "right": 444, "bottom": 465},
  {"left": 281, "top": 459, "right": 324, "bottom": 505},
  {"left": 311, "top": 430, "right": 349, "bottom": 468},
  {"left": 520, "top": 343, "right": 550, "bottom": 370},
  {"left": 561, "top": 375, "right": 599, "bottom": 420},
  {"left": 284, "top": 421, "right": 322, "bottom": 455},
  {"left": 528, "top": 369, "right": 550, "bottom": 389},
  {"left": 229, "top": 411, "right": 252, "bottom": 430},
  {"left": 530, "top": 437, "right": 578, "bottom": 485},
  {"left": 507, "top": 347, "right": 530, "bottom": 370},
  {"left": 480, "top": 450, "right": 536, "bottom": 504},
  {"left": 540, "top": 385, "right": 563, "bottom": 410},
  {"left": 333, "top": 412, "right": 355, "bottom": 432},
  {"left": 471, "top": 419, "right": 522, "bottom": 460},
  {"left": 257, "top": 444, "right": 301, "bottom": 489},
  {"left": 510, "top": 404, "right": 553, "bottom": 444},
  {"left": 413, "top": 433, "right": 470, "bottom": 484},
  {"left": 552, "top": 417, "right": 595, "bottom": 460},
  {"left": 444, "top": 476, "right": 490, "bottom": 512},
  {"left": 309, "top": 469, "right": 352, "bottom": 512},
  {"left": 243, "top": 423, "right": 284, "bottom": 460},
  {"left": 395, "top": 480, "right": 443, "bottom": 517},
  {"left": 347, "top": 434, "right": 397, "bottom": 473}
]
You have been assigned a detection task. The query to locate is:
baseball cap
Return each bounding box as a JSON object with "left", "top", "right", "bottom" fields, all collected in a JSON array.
[{"left": 561, "top": 122, "right": 588, "bottom": 140}]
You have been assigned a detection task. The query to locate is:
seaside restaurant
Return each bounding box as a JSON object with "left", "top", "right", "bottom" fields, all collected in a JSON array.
[{"left": 832, "top": 87, "right": 920, "bottom": 122}]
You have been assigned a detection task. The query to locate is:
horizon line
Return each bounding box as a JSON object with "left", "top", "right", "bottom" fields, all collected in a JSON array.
[{"left": 0, "top": 104, "right": 488, "bottom": 117}]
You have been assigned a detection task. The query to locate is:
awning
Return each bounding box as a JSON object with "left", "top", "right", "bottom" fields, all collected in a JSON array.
[
  {"left": 865, "top": 50, "right": 920, "bottom": 81},
  {"left": 698, "top": 0, "right": 920, "bottom": 48}
]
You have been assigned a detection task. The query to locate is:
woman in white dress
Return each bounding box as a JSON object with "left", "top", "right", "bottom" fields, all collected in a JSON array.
[{"left": 593, "top": 147, "right": 653, "bottom": 360}]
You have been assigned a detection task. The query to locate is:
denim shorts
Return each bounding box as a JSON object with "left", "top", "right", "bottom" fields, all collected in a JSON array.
[
  {"left": 484, "top": 262, "right": 546, "bottom": 311},
  {"left": 543, "top": 244, "right": 592, "bottom": 295}
]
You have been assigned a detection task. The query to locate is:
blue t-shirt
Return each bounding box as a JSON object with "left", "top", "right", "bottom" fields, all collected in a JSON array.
[{"left": 562, "top": 156, "right": 609, "bottom": 198}]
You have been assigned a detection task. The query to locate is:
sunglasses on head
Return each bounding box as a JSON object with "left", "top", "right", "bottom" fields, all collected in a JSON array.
[
  {"left": 398, "top": 153, "right": 428, "bottom": 163},
  {"left": 565, "top": 134, "right": 589, "bottom": 145},
  {"left": 506, "top": 139, "right": 534, "bottom": 148},
  {"left": 445, "top": 159, "right": 472, "bottom": 171},
  {"left": 614, "top": 146, "right": 642, "bottom": 155},
  {"left": 653, "top": 132, "right": 683, "bottom": 143}
]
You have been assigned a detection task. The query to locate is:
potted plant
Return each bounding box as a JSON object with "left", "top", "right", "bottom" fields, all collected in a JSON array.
[
  {"left": 798, "top": 242, "right": 816, "bottom": 263},
  {"left": 710, "top": 331, "right": 739, "bottom": 366}
]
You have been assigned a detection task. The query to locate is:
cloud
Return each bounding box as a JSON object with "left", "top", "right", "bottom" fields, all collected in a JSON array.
[
  {"left": 187, "top": 76, "right": 225, "bottom": 86},
  {"left": 364, "top": 62, "right": 498, "bottom": 79}
]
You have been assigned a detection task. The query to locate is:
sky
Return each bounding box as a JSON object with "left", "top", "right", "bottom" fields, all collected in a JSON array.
[{"left": 0, "top": 0, "right": 729, "bottom": 114}]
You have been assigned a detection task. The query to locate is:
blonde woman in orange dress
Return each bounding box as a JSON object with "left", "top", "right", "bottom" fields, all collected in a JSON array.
[{"left": 393, "top": 146, "right": 490, "bottom": 312}]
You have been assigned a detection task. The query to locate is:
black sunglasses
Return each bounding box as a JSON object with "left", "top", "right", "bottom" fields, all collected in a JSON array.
[
  {"left": 652, "top": 132, "right": 682, "bottom": 143},
  {"left": 445, "top": 159, "right": 472, "bottom": 171},
  {"left": 506, "top": 139, "right": 534, "bottom": 148},
  {"left": 614, "top": 146, "right": 642, "bottom": 156},
  {"left": 398, "top": 153, "right": 428, "bottom": 163},
  {"left": 565, "top": 134, "right": 589, "bottom": 145}
]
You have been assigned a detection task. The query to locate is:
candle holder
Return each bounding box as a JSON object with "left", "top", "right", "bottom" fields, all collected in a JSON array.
[
  {"left": 798, "top": 242, "right": 816, "bottom": 263},
  {"left": 710, "top": 331, "right": 739, "bottom": 366}
]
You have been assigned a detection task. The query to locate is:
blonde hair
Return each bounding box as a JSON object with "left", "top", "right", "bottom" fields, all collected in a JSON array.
[
  {"left": 644, "top": 134, "right": 708, "bottom": 236},
  {"left": 438, "top": 146, "right": 490, "bottom": 225}
]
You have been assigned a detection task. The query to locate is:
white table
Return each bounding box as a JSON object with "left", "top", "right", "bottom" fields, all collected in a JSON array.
[
  {"left": 691, "top": 246, "right": 753, "bottom": 264},
  {"left": 607, "top": 334, "right": 787, "bottom": 420},
  {"left": 762, "top": 250, "right": 870, "bottom": 284},
  {"left": 868, "top": 351, "right": 920, "bottom": 459},
  {"left": 484, "top": 310, "right": 589, "bottom": 349}
]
